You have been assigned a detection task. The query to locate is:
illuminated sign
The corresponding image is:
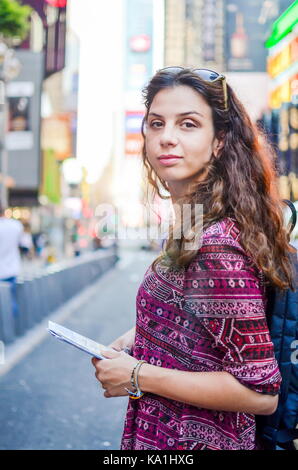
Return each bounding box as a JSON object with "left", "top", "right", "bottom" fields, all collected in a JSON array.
[
  {"left": 267, "top": 43, "right": 291, "bottom": 78},
  {"left": 266, "top": 0, "right": 298, "bottom": 48},
  {"left": 269, "top": 79, "right": 291, "bottom": 109},
  {"left": 45, "top": 0, "right": 67, "bottom": 7},
  {"left": 124, "top": 111, "right": 144, "bottom": 158},
  {"left": 129, "top": 35, "right": 151, "bottom": 52}
]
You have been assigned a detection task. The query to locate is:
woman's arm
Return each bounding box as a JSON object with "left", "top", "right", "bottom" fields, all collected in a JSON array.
[
  {"left": 93, "top": 349, "right": 278, "bottom": 415},
  {"left": 137, "top": 363, "right": 279, "bottom": 416}
]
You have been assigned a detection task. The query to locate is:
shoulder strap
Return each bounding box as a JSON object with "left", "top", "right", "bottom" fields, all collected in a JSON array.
[{"left": 260, "top": 208, "right": 297, "bottom": 449}]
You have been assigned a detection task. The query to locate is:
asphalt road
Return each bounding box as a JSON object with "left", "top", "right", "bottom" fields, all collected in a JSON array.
[{"left": 0, "top": 248, "right": 156, "bottom": 450}]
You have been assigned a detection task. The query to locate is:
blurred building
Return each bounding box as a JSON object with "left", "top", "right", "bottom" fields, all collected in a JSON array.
[
  {"left": 164, "top": 0, "right": 225, "bottom": 71},
  {"left": 163, "top": 0, "right": 293, "bottom": 122},
  {"left": 4, "top": 0, "right": 81, "bottom": 259},
  {"left": 39, "top": 2, "right": 81, "bottom": 257},
  {"left": 259, "top": 0, "right": 298, "bottom": 204},
  {"left": 117, "top": 0, "right": 156, "bottom": 231}
]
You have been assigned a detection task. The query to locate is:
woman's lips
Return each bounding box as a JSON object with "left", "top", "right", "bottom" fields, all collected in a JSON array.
[{"left": 158, "top": 156, "right": 183, "bottom": 166}]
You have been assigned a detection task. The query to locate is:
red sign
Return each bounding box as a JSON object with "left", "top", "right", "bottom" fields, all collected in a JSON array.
[{"left": 45, "top": 0, "right": 67, "bottom": 7}]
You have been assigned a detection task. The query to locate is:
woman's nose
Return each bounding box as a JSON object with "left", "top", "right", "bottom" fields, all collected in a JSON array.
[{"left": 159, "top": 125, "right": 178, "bottom": 146}]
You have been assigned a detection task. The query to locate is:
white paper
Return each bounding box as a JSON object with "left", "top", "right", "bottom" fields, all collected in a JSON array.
[{"left": 48, "top": 321, "right": 111, "bottom": 359}]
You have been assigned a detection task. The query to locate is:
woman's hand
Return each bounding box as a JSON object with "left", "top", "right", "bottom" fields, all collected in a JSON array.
[
  {"left": 91, "top": 349, "right": 139, "bottom": 398},
  {"left": 107, "top": 327, "right": 135, "bottom": 353}
]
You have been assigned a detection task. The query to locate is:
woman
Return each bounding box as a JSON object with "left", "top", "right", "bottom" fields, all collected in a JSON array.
[{"left": 91, "top": 67, "right": 296, "bottom": 450}]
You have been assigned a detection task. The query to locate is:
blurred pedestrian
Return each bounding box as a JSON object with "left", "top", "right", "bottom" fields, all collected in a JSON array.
[
  {"left": 71, "top": 222, "right": 81, "bottom": 257},
  {"left": 91, "top": 67, "right": 296, "bottom": 451},
  {"left": 92, "top": 236, "right": 103, "bottom": 250},
  {"left": 19, "top": 222, "right": 34, "bottom": 260},
  {"left": 32, "top": 232, "right": 47, "bottom": 258},
  {"left": 0, "top": 203, "right": 24, "bottom": 317}
]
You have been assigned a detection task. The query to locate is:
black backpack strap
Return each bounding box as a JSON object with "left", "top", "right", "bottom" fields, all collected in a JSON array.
[
  {"left": 263, "top": 259, "right": 298, "bottom": 447},
  {"left": 262, "top": 289, "right": 289, "bottom": 447},
  {"left": 283, "top": 199, "right": 297, "bottom": 235}
]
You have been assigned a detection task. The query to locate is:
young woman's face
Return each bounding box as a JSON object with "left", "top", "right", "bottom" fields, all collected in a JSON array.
[{"left": 145, "top": 85, "right": 220, "bottom": 200}]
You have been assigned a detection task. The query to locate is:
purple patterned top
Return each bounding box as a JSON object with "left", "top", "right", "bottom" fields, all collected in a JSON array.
[{"left": 120, "top": 217, "right": 282, "bottom": 450}]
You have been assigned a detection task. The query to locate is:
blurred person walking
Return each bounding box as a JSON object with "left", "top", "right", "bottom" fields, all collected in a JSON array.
[
  {"left": 19, "top": 222, "right": 34, "bottom": 261},
  {"left": 71, "top": 221, "right": 81, "bottom": 257},
  {"left": 32, "top": 231, "right": 47, "bottom": 258},
  {"left": 91, "top": 67, "right": 297, "bottom": 451},
  {"left": 0, "top": 203, "right": 24, "bottom": 317}
]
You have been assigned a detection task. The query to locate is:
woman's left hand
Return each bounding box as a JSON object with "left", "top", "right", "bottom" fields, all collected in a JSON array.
[{"left": 91, "top": 349, "right": 139, "bottom": 398}]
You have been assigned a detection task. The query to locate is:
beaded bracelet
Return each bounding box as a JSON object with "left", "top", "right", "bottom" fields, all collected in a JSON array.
[
  {"left": 130, "top": 361, "right": 146, "bottom": 399},
  {"left": 130, "top": 361, "right": 141, "bottom": 389},
  {"left": 125, "top": 360, "right": 147, "bottom": 399}
]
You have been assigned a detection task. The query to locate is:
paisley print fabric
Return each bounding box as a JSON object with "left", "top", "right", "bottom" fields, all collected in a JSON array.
[{"left": 120, "top": 217, "right": 282, "bottom": 450}]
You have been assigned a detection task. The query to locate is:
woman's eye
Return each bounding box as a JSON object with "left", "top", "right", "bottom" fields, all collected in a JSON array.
[
  {"left": 150, "top": 121, "right": 163, "bottom": 128},
  {"left": 182, "top": 121, "right": 197, "bottom": 128}
]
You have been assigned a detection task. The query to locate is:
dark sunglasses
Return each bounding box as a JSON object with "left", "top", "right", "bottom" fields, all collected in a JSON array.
[{"left": 159, "top": 66, "right": 228, "bottom": 111}]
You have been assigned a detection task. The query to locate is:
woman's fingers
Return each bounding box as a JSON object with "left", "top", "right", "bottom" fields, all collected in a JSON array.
[
  {"left": 95, "top": 370, "right": 105, "bottom": 385},
  {"left": 91, "top": 356, "right": 99, "bottom": 367}
]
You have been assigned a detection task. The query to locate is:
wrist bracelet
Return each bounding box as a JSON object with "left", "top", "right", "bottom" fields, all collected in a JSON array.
[
  {"left": 134, "top": 360, "right": 147, "bottom": 393},
  {"left": 130, "top": 361, "right": 141, "bottom": 390},
  {"left": 125, "top": 360, "right": 147, "bottom": 399}
]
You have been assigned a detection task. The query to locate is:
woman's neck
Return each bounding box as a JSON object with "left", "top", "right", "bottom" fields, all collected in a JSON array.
[{"left": 168, "top": 182, "right": 189, "bottom": 205}]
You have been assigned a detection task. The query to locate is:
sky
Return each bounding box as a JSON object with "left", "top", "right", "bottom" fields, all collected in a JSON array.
[{"left": 68, "top": 0, "right": 125, "bottom": 184}]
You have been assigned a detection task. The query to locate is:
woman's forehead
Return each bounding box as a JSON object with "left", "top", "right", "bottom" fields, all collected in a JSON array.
[{"left": 149, "top": 85, "right": 211, "bottom": 118}]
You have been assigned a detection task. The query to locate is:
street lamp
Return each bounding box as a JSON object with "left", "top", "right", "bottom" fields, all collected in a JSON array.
[{"left": 0, "top": 40, "right": 21, "bottom": 209}]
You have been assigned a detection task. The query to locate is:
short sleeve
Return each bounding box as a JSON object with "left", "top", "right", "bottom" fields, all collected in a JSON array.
[{"left": 183, "top": 221, "right": 282, "bottom": 396}]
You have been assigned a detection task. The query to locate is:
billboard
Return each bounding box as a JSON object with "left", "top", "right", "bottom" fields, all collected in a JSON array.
[
  {"left": 41, "top": 113, "right": 73, "bottom": 161},
  {"left": 225, "top": 0, "right": 293, "bottom": 72},
  {"left": 125, "top": 0, "right": 153, "bottom": 92},
  {"left": 125, "top": 111, "right": 144, "bottom": 158},
  {"left": 5, "top": 51, "right": 44, "bottom": 207},
  {"left": 40, "top": 148, "right": 61, "bottom": 204},
  {"left": 6, "top": 82, "right": 34, "bottom": 151}
]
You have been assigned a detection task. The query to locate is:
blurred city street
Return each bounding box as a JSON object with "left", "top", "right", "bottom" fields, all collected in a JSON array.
[{"left": 0, "top": 247, "right": 156, "bottom": 450}]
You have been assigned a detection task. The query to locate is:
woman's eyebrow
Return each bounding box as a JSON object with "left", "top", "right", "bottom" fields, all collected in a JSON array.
[{"left": 148, "top": 111, "right": 204, "bottom": 118}]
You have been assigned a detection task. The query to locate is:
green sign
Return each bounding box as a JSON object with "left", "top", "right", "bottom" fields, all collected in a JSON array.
[
  {"left": 265, "top": 0, "right": 298, "bottom": 48},
  {"left": 40, "top": 148, "right": 61, "bottom": 204}
]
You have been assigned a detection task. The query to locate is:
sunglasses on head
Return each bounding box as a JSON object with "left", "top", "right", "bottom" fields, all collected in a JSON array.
[{"left": 159, "top": 66, "right": 228, "bottom": 111}]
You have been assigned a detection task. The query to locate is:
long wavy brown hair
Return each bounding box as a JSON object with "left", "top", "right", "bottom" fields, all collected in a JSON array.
[{"left": 141, "top": 68, "right": 297, "bottom": 291}]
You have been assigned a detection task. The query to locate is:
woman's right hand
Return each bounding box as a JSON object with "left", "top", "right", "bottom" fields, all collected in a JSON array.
[{"left": 108, "top": 326, "right": 135, "bottom": 353}]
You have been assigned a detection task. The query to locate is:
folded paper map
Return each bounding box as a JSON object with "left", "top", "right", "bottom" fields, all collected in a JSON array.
[{"left": 48, "top": 321, "right": 112, "bottom": 359}]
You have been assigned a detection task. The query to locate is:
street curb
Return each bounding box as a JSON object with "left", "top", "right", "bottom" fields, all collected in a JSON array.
[{"left": 0, "top": 268, "right": 115, "bottom": 378}]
